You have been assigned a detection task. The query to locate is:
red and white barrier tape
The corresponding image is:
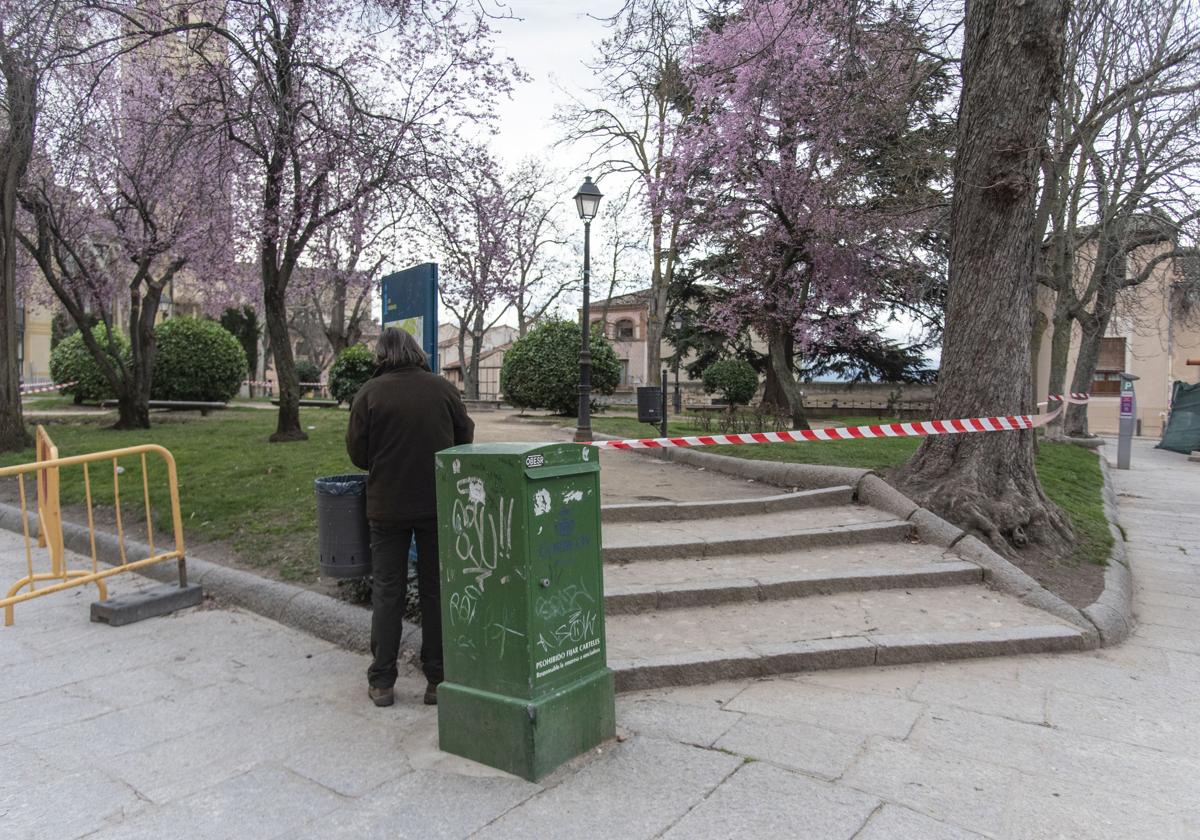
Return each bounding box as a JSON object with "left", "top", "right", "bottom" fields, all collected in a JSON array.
[
  {"left": 587, "top": 395, "right": 1090, "bottom": 450},
  {"left": 241, "top": 380, "right": 325, "bottom": 387},
  {"left": 19, "top": 381, "right": 76, "bottom": 395}
]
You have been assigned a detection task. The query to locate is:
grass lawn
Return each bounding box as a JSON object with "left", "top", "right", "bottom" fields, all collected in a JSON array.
[
  {"left": 0, "top": 408, "right": 1112, "bottom": 585},
  {"left": 0, "top": 407, "right": 356, "bottom": 582},
  {"left": 20, "top": 395, "right": 80, "bottom": 410},
  {"left": 592, "top": 414, "right": 1112, "bottom": 567}
]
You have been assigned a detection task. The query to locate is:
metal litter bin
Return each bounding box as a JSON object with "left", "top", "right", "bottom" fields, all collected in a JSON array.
[{"left": 314, "top": 474, "right": 372, "bottom": 578}]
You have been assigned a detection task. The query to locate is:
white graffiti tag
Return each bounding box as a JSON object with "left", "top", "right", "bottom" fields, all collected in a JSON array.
[
  {"left": 449, "top": 477, "right": 515, "bottom": 622},
  {"left": 533, "top": 488, "right": 552, "bottom": 517}
]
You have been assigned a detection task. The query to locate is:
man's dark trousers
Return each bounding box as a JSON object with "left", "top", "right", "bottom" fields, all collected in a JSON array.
[{"left": 368, "top": 520, "right": 443, "bottom": 689}]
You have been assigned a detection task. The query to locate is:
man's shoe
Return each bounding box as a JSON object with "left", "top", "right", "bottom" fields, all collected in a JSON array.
[
  {"left": 368, "top": 685, "right": 394, "bottom": 707},
  {"left": 423, "top": 682, "right": 439, "bottom": 705}
]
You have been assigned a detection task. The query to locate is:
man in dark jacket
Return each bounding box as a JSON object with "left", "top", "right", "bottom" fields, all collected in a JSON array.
[{"left": 346, "top": 327, "right": 474, "bottom": 707}]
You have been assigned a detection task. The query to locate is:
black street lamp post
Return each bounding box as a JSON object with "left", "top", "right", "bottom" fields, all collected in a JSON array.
[
  {"left": 671, "top": 313, "right": 684, "bottom": 414},
  {"left": 573, "top": 176, "right": 602, "bottom": 443}
]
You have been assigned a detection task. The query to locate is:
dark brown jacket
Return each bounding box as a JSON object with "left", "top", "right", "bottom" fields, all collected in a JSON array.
[{"left": 346, "top": 365, "right": 474, "bottom": 523}]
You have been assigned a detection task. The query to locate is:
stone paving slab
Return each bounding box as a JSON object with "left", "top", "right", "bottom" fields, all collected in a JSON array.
[
  {"left": 1, "top": 439, "right": 1198, "bottom": 839},
  {"left": 659, "top": 761, "right": 879, "bottom": 840},
  {"left": 470, "top": 737, "right": 742, "bottom": 840}
]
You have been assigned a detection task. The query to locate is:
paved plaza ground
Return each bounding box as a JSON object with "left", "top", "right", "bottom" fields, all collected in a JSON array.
[{"left": 1, "top": 438, "right": 1198, "bottom": 839}]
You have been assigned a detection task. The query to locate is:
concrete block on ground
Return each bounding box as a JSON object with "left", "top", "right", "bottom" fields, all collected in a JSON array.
[{"left": 90, "top": 582, "right": 203, "bottom": 626}]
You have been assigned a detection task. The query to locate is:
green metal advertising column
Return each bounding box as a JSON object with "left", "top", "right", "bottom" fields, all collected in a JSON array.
[{"left": 434, "top": 442, "right": 615, "bottom": 781}]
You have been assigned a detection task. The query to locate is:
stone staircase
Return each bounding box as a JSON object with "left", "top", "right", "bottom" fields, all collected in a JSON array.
[{"left": 600, "top": 487, "right": 1089, "bottom": 692}]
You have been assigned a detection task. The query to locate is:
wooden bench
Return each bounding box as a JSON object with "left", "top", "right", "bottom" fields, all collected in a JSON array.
[
  {"left": 101, "top": 400, "right": 228, "bottom": 416},
  {"left": 271, "top": 398, "right": 341, "bottom": 409}
]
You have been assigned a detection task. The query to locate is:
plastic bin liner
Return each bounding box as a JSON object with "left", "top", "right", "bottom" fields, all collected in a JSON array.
[{"left": 314, "top": 474, "right": 367, "bottom": 495}]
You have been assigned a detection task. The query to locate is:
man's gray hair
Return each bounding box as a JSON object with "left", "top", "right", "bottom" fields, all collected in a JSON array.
[{"left": 375, "top": 327, "right": 428, "bottom": 369}]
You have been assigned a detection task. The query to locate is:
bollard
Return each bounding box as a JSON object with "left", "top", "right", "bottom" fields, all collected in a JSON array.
[
  {"left": 434, "top": 442, "right": 615, "bottom": 781},
  {"left": 1117, "top": 373, "right": 1139, "bottom": 470}
]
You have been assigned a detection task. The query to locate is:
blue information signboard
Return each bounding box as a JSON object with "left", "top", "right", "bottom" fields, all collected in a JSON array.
[{"left": 381, "top": 263, "right": 439, "bottom": 373}]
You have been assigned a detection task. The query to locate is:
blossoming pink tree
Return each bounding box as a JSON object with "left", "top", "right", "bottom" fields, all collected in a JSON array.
[
  {"left": 18, "top": 40, "right": 233, "bottom": 428},
  {"left": 296, "top": 183, "right": 408, "bottom": 368},
  {"left": 175, "top": 0, "right": 517, "bottom": 441},
  {"left": 675, "top": 0, "right": 946, "bottom": 428},
  {"left": 423, "top": 147, "right": 522, "bottom": 401}
]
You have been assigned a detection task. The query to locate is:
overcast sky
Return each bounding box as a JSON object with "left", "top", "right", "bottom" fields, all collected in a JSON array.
[
  {"left": 409, "top": 2, "right": 936, "bottom": 358},
  {"left": 487, "top": 2, "right": 615, "bottom": 173}
]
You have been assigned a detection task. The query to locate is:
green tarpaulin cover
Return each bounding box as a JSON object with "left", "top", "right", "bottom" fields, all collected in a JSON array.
[{"left": 1158, "top": 381, "right": 1200, "bottom": 454}]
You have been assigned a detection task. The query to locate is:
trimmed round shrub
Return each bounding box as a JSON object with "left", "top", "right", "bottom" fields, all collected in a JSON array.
[
  {"left": 151, "top": 317, "right": 247, "bottom": 402},
  {"left": 500, "top": 319, "right": 621, "bottom": 415},
  {"left": 329, "top": 344, "right": 375, "bottom": 405},
  {"left": 49, "top": 324, "right": 130, "bottom": 402},
  {"left": 295, "top": 359, "right": 322, "bottom": 395},
  {"left": 702, "top": 358, "right": 759, "bottom": 406}
]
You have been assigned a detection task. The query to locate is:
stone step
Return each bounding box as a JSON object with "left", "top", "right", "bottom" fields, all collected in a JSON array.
[
  {"left": 601, "top": 486, "right": 854, "bottom": 524},
  {"left": 605, "top": 584, "right": 1088, "bottom": 692},
  {"left": 602, "top": 513, "right": 911, "bottom": 563},
  {"left": 604, "top": 540, "right": 982, "bottom": 614}
]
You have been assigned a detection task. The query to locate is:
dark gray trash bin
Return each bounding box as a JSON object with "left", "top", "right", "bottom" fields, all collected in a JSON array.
[
  {"left": 637, "top": 386, "right": 663, "bottom": 424},
  {"left": 315, "top": 474, "right": 372, "bottom": 579}
]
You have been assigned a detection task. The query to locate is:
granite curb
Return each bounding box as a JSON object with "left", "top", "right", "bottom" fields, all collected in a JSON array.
[
  {"left": 1085, "top": 456, "right": 1134, "bottom": 645},
  {"left": 0, "top": 501, "right": 423, "bottom": 659},
  {"left": 591, "top": 432, "right": 1130, "bottom": 649}
]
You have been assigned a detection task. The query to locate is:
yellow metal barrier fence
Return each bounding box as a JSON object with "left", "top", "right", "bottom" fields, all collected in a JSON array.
[{"left": 1, "top": 426, "right": 187, "bottom": 625}]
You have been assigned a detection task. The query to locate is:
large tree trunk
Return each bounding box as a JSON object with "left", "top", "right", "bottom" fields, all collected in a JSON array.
[
  {"left": 1064, "top": 225, "right": 1139, "bottom": 438},
  {"left": 0, "top": 62, "right": 35, "bottom": 452},
  {"left": 325, "top": 276, "right": 349, "bottom": 357},
  {"left": 767, "top": 327, "right": 810, "bottom": 431},
  {"left": 761, "top": 354, "right": 786, "bottom": 410},
  {"left": 645, "top": 213, "right": 670, "bottom": 388},
  {"left": 516, "top": 287, "right": 530, "bottom": 338},
  {"left": 117, "top": 284, "right": 162, "bottom": 431},
  {"left": 1043, "top": 296, "right": 1074, "bottom": 438},
  {"left": 264, "top": 265, "right": 306, "bottom": 442},
  {"left": 894, "top": 0, "right": 1073, "bottom": 558},
  {"left": 1065, "top": 316, "right": 1108, "bottom": 437},
  {"left": 464, "top": 310, "right": 485, "bottom": 401},
  {"left": 0, "top": 203, "right": 28, "bottom": 450}
]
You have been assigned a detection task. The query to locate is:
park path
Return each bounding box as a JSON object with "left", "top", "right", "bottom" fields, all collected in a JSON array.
[{"left": 0, "top": 438, "right": 1197, "bottom": 839}]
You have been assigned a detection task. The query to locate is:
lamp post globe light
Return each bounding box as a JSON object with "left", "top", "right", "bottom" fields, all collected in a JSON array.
[{"left": 574, "top": 176, "right": 602, "bottom": 443}]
